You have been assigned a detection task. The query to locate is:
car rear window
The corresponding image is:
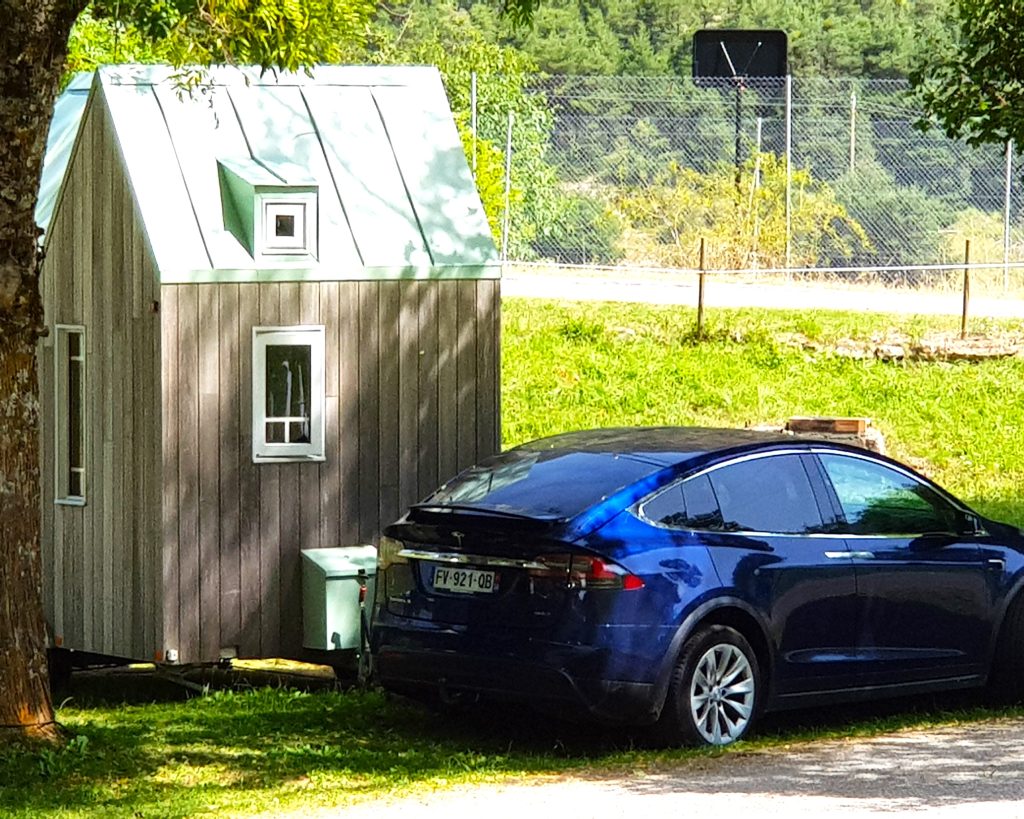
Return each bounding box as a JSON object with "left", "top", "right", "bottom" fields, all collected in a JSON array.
[{"left": 422, "top": 449, "right": 664, "bottom": 520}]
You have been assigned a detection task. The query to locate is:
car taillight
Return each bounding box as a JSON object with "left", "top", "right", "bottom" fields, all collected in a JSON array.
[
  {"left": 378, "top": 536, "right": 408, "bottom": 571},
  {"left": 529, "top": 553, "right": 644, "bottom": 591}
]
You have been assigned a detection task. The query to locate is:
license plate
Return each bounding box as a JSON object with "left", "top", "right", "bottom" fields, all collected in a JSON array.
[{"left": 432, "top": 566, "right": 498, "bottom": 594}]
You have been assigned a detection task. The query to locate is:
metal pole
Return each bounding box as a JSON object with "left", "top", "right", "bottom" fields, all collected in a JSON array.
[
  {"left": 471, "top": 71, "right": 478, "bottom": 175},
  {"left": 697, "top": 237, "right": 707, "bottom": 340},
  {"left": 849, "top": 89, "right": 857, "bottom": 173},
  {"left": 734, "top": 80, "right": 743, "bottom": 190},
  {"left": 961, "top": 239, "right": 971, "bottom": 340},
  {"left": 785, "top": 75, "right": 793, "bottom": 271},
  {"left": 1004, "top": 139, "right": 1013, "bottom": 292},
  {"left": 500, "top": 111, "right": 514, "bottom": 262}
]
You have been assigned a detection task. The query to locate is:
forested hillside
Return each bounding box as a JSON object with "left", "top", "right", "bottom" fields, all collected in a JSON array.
[{"left": 373, "top": 0, "right": 955, "bottom": 79}]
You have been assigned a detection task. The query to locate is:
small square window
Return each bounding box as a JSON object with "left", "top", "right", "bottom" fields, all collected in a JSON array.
[
  {"left": 275, "top": 213, "right": 296, "bottom": 238},
  {"left": 260, "top": 196, "right": 317, "bottom": 258},
  {"left": 252, "top": 326, "right": 325, "bottom": 462}
]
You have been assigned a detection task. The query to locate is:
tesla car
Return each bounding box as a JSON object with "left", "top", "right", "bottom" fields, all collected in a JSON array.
[{"left": 370, "top": 427, "right": 1024, "bottom": 746}]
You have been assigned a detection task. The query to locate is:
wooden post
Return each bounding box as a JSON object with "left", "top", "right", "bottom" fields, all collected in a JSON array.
[
  {"left": 697, "top": 237, "right": 706, "bottom": 339},
  {"left": 961, "top": 239, "right": 971, "bottom": 340}
]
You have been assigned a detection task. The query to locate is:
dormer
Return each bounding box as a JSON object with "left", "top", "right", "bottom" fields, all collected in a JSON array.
[{"left": 218, "top": 157, "right": 318, "bottom": 262}]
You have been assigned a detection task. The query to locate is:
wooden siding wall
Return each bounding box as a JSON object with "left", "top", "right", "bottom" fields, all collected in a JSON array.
[
  {"left": 161, "top": 278, "right": 500, "bottom": 663},
  {"left": 39, "top": 95, "right": 164, "bottom": 661}
]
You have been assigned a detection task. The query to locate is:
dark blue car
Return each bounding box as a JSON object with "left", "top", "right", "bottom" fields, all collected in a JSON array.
[{"left": 370, "top": 427, "right": 1024, "bottom": 746}]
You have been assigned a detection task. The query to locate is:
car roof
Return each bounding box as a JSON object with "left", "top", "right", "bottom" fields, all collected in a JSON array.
[{"left": 512, "top": 426, "right": 800, "bottom": 468}]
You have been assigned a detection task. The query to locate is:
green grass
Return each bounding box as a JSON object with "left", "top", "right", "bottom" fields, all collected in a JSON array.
[
  {"left": 4, "top": 297, "right": 1024, "bottom": 815},
  {"left": 2, "top": 672, "right": 1022, "bottom": 817},
  {"left": 503, "top": 299, "right": 1024, "bottom": 525}
]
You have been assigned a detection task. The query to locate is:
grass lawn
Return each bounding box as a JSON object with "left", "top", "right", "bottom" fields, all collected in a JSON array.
[{"left": 3, "top": 297, "right": 1024, "bottom": 816}]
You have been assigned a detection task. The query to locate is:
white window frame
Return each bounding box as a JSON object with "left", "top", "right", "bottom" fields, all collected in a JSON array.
[
  {"left": 252, "top": 325, "right": 326, "bottom": 463},
  {"left": 54, "top": 324, "right": 86, "bottom": 505},
  {"left": 256, "top": 193, "right": 318, "bottom": 259}
]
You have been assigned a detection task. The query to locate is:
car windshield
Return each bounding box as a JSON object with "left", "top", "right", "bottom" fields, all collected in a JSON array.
[{"left": 421, "top": 448, "right": 664, "bottom": 521}]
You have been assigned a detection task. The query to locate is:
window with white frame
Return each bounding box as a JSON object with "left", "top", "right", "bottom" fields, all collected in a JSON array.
[
  {"left": 252, "top": 326, "right": 325, "bottom": 462},
  {"left": 257, "top": 193, "right": 317, "bottom": 259},
  {"left": 54, "top": 325, "right": 86, "bottom": 503}
]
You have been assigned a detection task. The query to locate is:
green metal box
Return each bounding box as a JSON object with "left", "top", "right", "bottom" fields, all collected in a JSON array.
[{"left": 301, "top": 546, "right": 377, "bottom": 651}]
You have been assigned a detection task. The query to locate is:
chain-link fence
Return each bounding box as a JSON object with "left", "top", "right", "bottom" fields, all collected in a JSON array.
[{"left": 473, "top": 74, "right": 1024, "bottom": 293}]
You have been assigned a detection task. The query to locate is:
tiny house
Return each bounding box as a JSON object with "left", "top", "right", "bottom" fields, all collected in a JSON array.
[{"left": 36, "top": 65, "right": 500, "bottom": 666}]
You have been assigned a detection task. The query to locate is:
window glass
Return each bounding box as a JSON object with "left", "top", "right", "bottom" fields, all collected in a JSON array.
[
  {"left": 642, "top": 484, "right": 686, "bottom": 526},
  {"left": 641, "top": 474, "right": 725, "bottom": 530},
  {"left": 707, "top": 455, "right": 824, "bottom": 534},
  {"left": 55, "top": 325, "right": 86, "bottom": 503},
  {"left": 253, "top": 326, "right": 325, "bottom": 462},
  {"left": 819, "top": 454, "right": 960, "bottom": 535},
  {"left": 265, "top": 344, "right": 312, "bottom": 444}
]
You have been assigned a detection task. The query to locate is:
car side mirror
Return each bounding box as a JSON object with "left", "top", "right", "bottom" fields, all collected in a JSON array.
[{"left": 958, "top": 512, "right": 985, "bottom": 537}]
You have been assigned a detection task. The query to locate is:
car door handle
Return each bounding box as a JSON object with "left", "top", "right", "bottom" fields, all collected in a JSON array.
[{"left": 825, "top": 551, "right": 875, "bottom": 560}]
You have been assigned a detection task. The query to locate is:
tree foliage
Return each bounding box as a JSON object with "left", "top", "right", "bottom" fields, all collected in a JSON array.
[
  {"left": 615, "top": 153, "right": 867, "bottom": 270},
  {"left": 912, "top": 0, "right": 1024, "bottom": 148}
]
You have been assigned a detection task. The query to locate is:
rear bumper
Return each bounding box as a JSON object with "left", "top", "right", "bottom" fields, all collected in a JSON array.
[{"left": 371, "top": 625, "right": 661, "bottom": 724}]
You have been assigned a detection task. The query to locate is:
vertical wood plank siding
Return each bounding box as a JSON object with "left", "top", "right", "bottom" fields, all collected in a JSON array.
[
  {"left": 158, "top": 278, "right": 499, "bottom": 662},
  {"left": 38, "top": 95, "right": 500, "bottom": 663},
  {"left": 39, "top": 97, "right": 164, "bottom": 662}
]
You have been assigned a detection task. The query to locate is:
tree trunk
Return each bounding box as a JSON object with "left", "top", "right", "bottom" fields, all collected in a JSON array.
[{"left": 0, "top": 0, "right": 87, "bottom": 747}]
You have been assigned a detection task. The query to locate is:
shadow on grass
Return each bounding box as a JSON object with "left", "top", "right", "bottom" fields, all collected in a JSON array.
[{"left": 0, "top": 666, "right": 1019, "bottom": 818}]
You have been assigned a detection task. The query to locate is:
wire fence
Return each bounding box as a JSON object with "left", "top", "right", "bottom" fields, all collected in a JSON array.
[{"left": 473, "top": 74, "right": 1024, "bottom": 294}]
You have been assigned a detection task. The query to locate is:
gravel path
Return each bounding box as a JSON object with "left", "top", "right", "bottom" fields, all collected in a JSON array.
[{"left": 323, "top": 720, "right": 1024, "bottom": 818}]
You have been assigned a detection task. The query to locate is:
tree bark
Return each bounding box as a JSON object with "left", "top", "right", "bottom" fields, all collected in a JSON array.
[{"left": 0, "top": 0, "right": 86, "bottom": 747}]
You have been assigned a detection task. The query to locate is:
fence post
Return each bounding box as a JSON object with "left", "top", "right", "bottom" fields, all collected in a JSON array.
[
  {"left": 470, "top": 71, "right": 478, "bottom": 175},
  {"left": 1004, "top": 139, "right": 1013, "bottom": 292},
  {"left": 785, "top": 75, "right": 793, "bottom": 272},
  {"left": 961, "top": 239, "right": 971, "bottom": 340},
  {"left": 697, "top": 237, "right": 707, "bottom": 340},
  {"left": 849, "top": 89, "right": 857, "bottom": 173},
  {"left": 500, "top": 111, "right": 514, "bottom": 262}
]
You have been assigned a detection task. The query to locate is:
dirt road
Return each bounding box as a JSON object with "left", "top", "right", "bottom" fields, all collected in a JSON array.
[
  {"left": 503, "top": 272, "right": 1024, "bottom": 318},
  {"left": 330, "top": 720, "right": 1024, "bottom": 818}
]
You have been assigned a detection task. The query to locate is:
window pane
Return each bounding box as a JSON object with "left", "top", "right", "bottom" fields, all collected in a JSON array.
[
  {"left": 708, "top": 455, "right": 824, "bottom": 534},
  {"left": 681, "top": 475, "right": 724, "bottom": 530},
  {"left": 68, "top": 355, "right": 83, "bottom": 472},
  {"left": 265, "top": 344, "right": 311, "bottom": 427},
  {"left": 643, "top": 474, "right": 725, "bottom": 530},
  {"left": 266, "top": 421, "right": 286, "bottom": 444},
  {"left": 642, "top": 484, "right": 685, "bottom": 526},
  {"left": 819, "top": 454, "right": 959, "bottom": 535}
]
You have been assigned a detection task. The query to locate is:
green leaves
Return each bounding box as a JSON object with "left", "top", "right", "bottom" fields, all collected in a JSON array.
[{"left": 913, "top": 0, "right": 1024, "bottom": 147}]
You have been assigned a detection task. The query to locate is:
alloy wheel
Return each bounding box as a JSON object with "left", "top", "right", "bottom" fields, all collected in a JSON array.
[{"left": 688, "top": 642, "right": 756, "bottom": 745}]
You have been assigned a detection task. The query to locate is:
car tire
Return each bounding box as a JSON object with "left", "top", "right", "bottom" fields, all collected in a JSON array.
[
  {"left": 657, "top": 624, "right": 761, "bottom": 747},
  {"left": 988, "top": 594, "right": 1024, "bottom": 704}
]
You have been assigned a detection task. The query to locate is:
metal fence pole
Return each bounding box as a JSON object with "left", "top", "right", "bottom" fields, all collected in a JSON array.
[
  {"left": 1004, "top": 139, "right": 1013, "bottom": 292},
  {"left": 501, "top": 111, "right": 514, "bottom": 262},
  {"left": 785, "top": 75, "right": 793, "bottom": 271},
  {"left": 849, "top": 89, "right": 857, "bottom": 173},
  {"left": 470, "top": 71, "right": 478, "bottom": 174}
]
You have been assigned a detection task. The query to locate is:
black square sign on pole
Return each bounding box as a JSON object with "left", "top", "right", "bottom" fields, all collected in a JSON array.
[
  {"left": 692, "top": 29, "right": 788, "bottom": 81},
  {"left": 692, "top": 29, "right": 788, "bottom": 187}
]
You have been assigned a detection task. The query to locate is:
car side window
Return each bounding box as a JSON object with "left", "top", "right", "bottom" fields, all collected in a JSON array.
[
  {"left": 818, "top": 454, "right": 960, "bottom": 536},
  {"left": 641, "top": 474, "right": 725, "bottom": 530},
  {"left": 707, "top": 454, "right": 825, "bottom": 535}
]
